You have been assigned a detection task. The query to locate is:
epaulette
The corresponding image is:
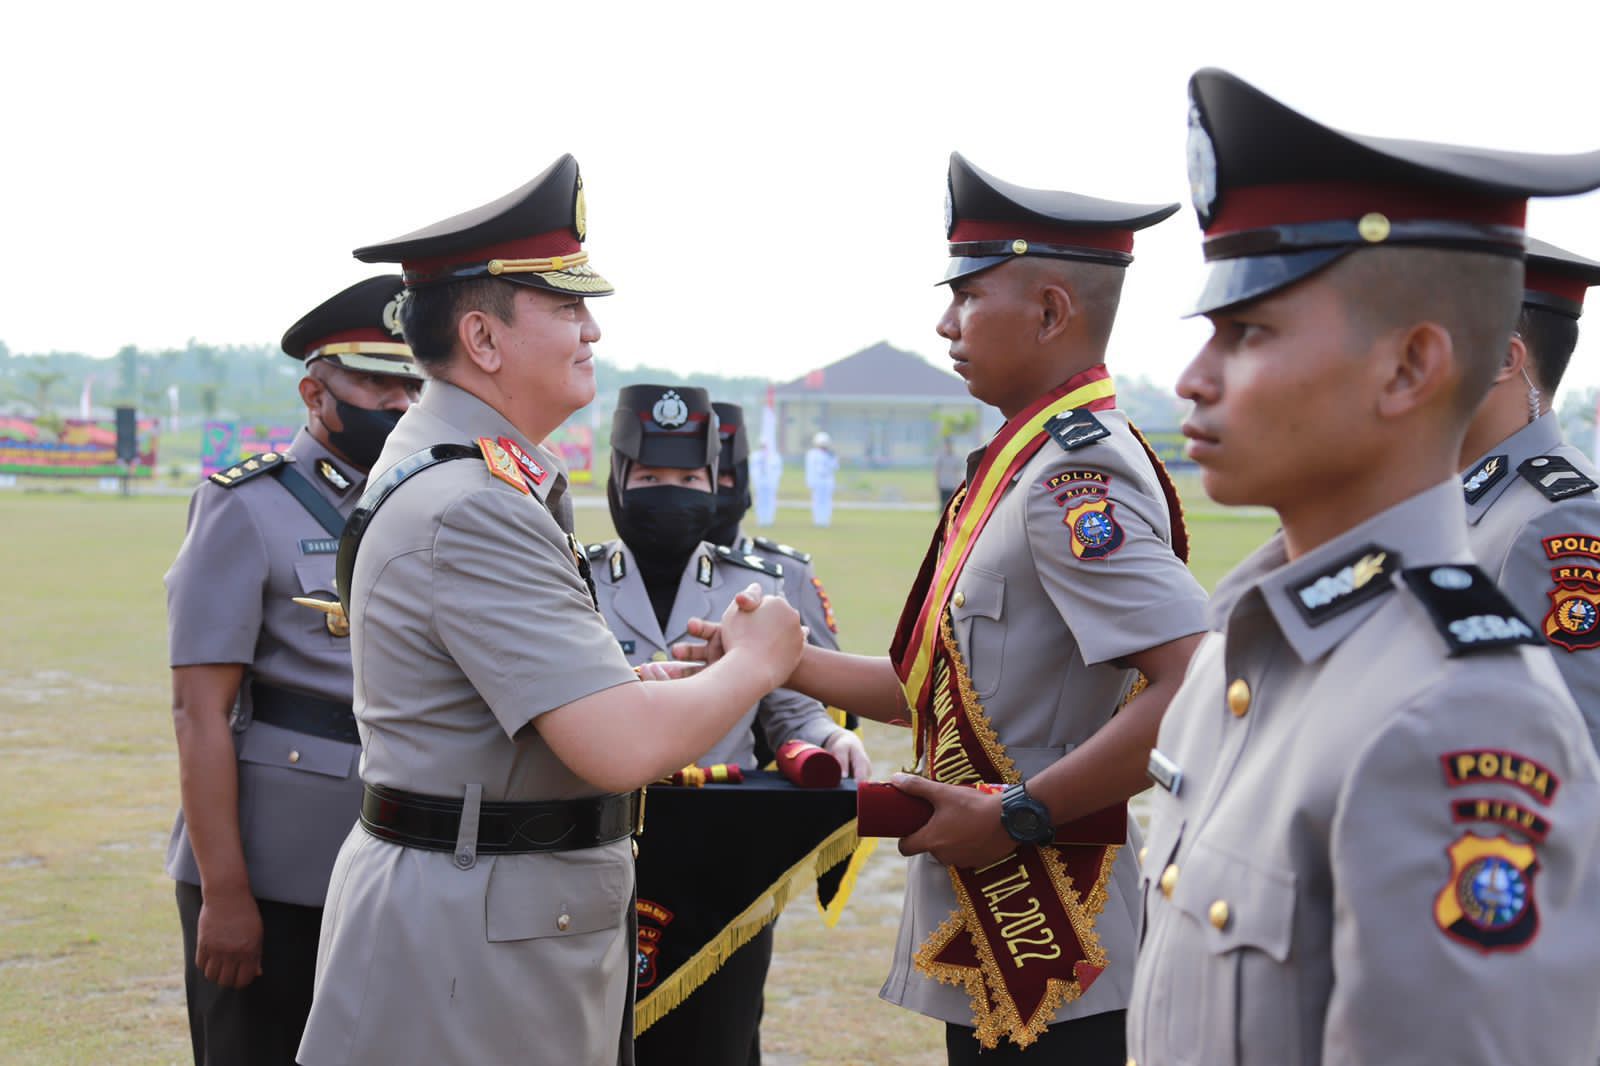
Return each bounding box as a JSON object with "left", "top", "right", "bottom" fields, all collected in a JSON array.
[
  {"left": 713, "top": 544, "right": 783, "bottom": 579},
  {"left": 753, "top": 536, "right": 812, "bottom": 565},
  {"left": 1518, "top": 455, "right": 1599, "bottom": 502},
  {"left": 208, "top": 451, "right": 289, "bottom": 488},
  {"left": 1399, "top": 564, "right": 1543, "bottom": 657},
  {"left": 1045, "top": 408, "right": 1110, "bottom": 452}
]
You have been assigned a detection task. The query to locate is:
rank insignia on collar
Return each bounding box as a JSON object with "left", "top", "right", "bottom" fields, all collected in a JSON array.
[
  {"left": 1065, "top": 497, "right": 1124, "bottom": 561},
  {"left": 697, "top": 554, "right": 713, "bottom": 586},
  {"left": 618, "top": 639, "right": 635, "bottom": 655},
  {"left": 610, "top": 550, "right": 626, "bottom": 582},
  {"left": 1461, "top": 454, "right": 1506, "bottom": 504},
  {"left": 316, "top": 459, "right": 352, "bottom": 494},
  {"left": 1291, "top": 544, "right": 1398, "bottom": 625},
  {"left": 476, "top": 437, "right": 530, "bottom": 495},
  {"left": 497, "top": 436, "right": 548, "bottom": 487},
  {"left": 1046, "top": 408, "right": 1110, "bottom": 452},
  {"left": 1440, "top": 749, "right": 1559, "bottom": 805},
  {"left": 1400, "top": 565, "right": 1540, "bottom": 656},
  {"left": 1518, "top": 455, "right": 1598, "bottom": 501},
  {"left": 1434, "top": 833, "right": 1540, "bottom": 953}
]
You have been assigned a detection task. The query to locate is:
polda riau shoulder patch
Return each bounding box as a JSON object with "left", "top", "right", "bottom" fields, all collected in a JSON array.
[
  {"left": 713, "top": 544, "right": 782, "bottom": 579},
  {"left": 1441, "top": 749, "right": 1560, "bottom": 805},
  {"left": 1543, "top": 561, "right": 1600, "bottom": 652},
  {"left": 476, "top": 437, "right": 530, "bottom": 495},
  {"left": 1399, "top": 565, "right": 1541, "bottom": 656},
  {"left": 1461, "top": 454, "right": 1508, "bottom": 505},
  {"left": 1518, "top": 455, "right": 1598, "bottom": 502},
  {"left": 1290, "top": 544, "right": 1398, "bottom": 625},
  {"left": 753, "top": 536, "right": 812, "bottom": 565},
  {"left": 1045, "top": 408, "right": 1110, "bottom": 452},
  {"left": 208, "top": 451, "right": 288, "bottom": 487},
  {"left": 1434, "top": 833, "right": 1541, "bottom": 953},
  {"left": 1450, "top": 797, "right": 1551, "bottom": 844}
]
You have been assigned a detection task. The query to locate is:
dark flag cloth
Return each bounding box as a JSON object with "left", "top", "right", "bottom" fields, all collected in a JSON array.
[{"left": 633, "top": 771, "right": 861, "bottom": 1034}]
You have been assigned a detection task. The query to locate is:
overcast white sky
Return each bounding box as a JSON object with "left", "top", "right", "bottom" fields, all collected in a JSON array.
[{"left": 8, "top": 1, "right": 1600, "bottom": 394}]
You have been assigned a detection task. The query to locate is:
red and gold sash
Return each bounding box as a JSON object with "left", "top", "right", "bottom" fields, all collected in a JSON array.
[{"left": 888, "top": 367, "right": 1123, "bottom": 1048}]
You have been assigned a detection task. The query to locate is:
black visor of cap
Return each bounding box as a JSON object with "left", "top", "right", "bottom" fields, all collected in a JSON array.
[{"left": 1189, "top": 247, "right": 1352, "bottom": 317}]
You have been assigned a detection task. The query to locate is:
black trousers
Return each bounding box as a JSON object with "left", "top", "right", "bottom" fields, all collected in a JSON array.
[
  {"left": 634, "top": 923, "right": 775, "bottom": 1066},
  {"left": 945, "top": 1009, "right": 1126, "bottom": 1065},
  {"left": 174, "top": 880, "right": 323, "bottom": 1066}
]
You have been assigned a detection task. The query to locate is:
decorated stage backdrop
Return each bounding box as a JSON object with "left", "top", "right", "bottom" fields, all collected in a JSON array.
[{"left": 0, "top": 416, "right": 159, "bottom": 477}]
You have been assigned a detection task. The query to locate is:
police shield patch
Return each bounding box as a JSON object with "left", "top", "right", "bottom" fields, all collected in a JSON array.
[
  {"left": 1434, "top": 833, "right": 1540, "bottom": 953},
  {"left": 1065, "top": 497, "right": 1123, "bottom": 560}
]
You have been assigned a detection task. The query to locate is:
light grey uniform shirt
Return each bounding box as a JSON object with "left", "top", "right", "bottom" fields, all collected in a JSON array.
[
  {"left": 298, "top": 382, "right": 640, "bottom": 1066},
  {"left": 163, "top": 427, "right": 364, "bottom": 907},
  {"left": 1464, "top": 412, "right": 1600, "bottom": 754},
  {"left": 1129, "top": 481, "right": 1600, "bottom": 1066},
  {"left": 880, "top": 408, "right": 1209, "bottom": 1027},
  {"left": 590, "top": 538, "right": 841, "bottom": 766}
]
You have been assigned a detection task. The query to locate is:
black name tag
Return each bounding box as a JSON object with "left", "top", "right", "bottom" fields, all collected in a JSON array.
[{"left": 300, "top": 538, "right": 340, "bottom": 555}]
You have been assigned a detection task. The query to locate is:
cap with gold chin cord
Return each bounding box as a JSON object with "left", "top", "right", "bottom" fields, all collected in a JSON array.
[{"left": 281, "top": 275, "right": 422, "bottom": 381}]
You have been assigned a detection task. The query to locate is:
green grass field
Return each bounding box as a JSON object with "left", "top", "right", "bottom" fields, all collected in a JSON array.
[{"left": 0, "top": 488, "right": 1274, "bottom": 1065}]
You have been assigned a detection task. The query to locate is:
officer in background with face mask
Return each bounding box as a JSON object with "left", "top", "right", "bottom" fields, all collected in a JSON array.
[
  {"left": 588, "top": 383, "right": 869, "bottom": 1066},
  {"left": 163, "top": 275, "right": 421, "bottom": 1066}
]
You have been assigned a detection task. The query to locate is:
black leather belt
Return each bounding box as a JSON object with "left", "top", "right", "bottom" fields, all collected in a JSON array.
[
  {"left": 360, "top": 782, "right": 643, "bottom": 854},
  {"left": 250, "top": 681, "right": 359, "bottom": 744}
]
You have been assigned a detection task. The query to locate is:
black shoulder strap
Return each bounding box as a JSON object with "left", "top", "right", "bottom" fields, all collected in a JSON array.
[
  {"left": 1518, "top": 455, "right": 1599, "bottom": 502},
  {"left": 336, "top": 444, "right": 482, "bottom": 612},
  {"left": 275, "top": 463, "right": 348, "bottom": 538}
]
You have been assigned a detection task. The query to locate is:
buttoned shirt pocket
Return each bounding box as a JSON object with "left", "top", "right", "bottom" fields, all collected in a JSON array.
[
  {"left": 950, "top": 565, "right": 1006, "bottom": 699},
  {"left": 485, "top": 845, "right": 632, "bottom": 943},
  {"left": 238, "top": 719, "right": 356, "bottom": 780},
  {"left": 1168, "top": 839, "right": 1299, "bottom": 1066},
  {"left": 293, "top": 558, "right": 342, "bottom": 642}
]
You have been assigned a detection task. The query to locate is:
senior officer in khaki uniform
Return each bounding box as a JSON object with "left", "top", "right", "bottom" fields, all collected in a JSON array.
[
  {"left": 296, "top": 157, "right": 805, "bottom": 1066},
  {"left": 1128, "top": 69, "right": 1600, "bottom": 1066},
  {"left": 591, "top": 383, "right": 863, "bottom": 1066},
  {"left": 692, "top": 153, "right": 1209, "bottom": 1063},
  {"left": 1458, "top": 239, "right": 1600, "bottom": 752},
  {"left": 165, "top": 276, "right": 421, "bottom": 1066}
]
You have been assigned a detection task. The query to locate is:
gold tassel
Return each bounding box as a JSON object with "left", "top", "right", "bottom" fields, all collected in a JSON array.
[{"left": 634, "top": 821, "right": 860, "bottom": 1034}]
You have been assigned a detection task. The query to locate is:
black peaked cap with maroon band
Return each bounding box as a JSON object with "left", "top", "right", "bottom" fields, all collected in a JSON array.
[
  {"left": 1525, "top": 238, "right": 1600, "bottom": 320},
  {"left": 280, "top": 275, "right": 422, "bottom": 380},
  {"left": 612, "top": 385, "right": 719, "bottom": 472},
  {"left": 713, "top": 402, "right": 750, "bottom": 471},
  {"left": 352, "top": 154, "right": 613, "bottom": 297},
  {"left": 1186, "top": 68, "right": 1600, "bottom": 316},
  {"left": 943, "top": 152, "right": 1179, "bottom": 285}
]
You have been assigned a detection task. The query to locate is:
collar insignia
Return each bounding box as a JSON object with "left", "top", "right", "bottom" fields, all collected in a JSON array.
[
  {"left": 697, "top": 554, "right": 713, "bottom": 587},
  {"left": 610, "top": 550, "right": 626, "bottom": 582},
  {"left": 1290, "top": 544, "right": 1398, "bottom": 626},
  {"left": 316, "top": 458, "right": 352, "bottom": 493},
  {"left": 497, "top": 436, "right": 548, "bottom": 486},
  {"left": 1519, "top": 455, "right": 1599, "bottom": 502},
  {"left": 476, "top": 437, "right": 530, "bottom": 495},
  {"left": 1046, "top": 408, "right": 1109, "bottom": 452},
  {"left": 1462, "top": 454, "right": 1507, "bottom": 504}
]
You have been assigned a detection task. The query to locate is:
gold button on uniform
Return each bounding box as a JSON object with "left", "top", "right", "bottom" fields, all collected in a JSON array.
[
  {"left": 1209, "top": 900, "right": 1231, "bottom": 930},
  {"left": 1227, "top": 679, "right": 1251, "bottom": 717},
  {"left": 1138, "top": 846, "right": 1148, "bottom": 864},
  {"left": 288, "top": 750, "right": 301, "bottom": 764},
  {"left": 557, "top": 913, "right": 571, "bottom": 931},
  {"left": 1159, "top": 863, "right": 1179, "bottom": 897},
  {"left": 651, "top": 650, "right": 669, "bottom": 662},
  {"left": 953, "top": 591, "right": 966, "bottom": 608}
]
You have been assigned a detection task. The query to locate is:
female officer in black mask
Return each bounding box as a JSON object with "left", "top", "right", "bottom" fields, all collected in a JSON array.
[{"left": 589, "top": 383, "right": 868, "bottom": 1066}]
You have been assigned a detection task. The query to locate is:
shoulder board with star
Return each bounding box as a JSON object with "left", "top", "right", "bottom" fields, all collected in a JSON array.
[
  {"left": 1399, "top": 564, "right": 1543, "bottom": 657},
  {"left": 1518, "top": 455, "right": 1599, "bottom": 502},
  {"left": 713, "top": 544, "right": 783, "bottom": 579},
  {"left": 208, "top": 451, "right": 290, "bottom": 488},
  {"left": 1045, "top": 408, "right": 1110, "bottom": 452},
  {"left": 752, "top": 536, "right": 812, "bottom": 565}
]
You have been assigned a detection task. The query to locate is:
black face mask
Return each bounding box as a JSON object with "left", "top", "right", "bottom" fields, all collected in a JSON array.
[
  {"left": 327, "top": 395, "right": 403, "bottom": 471},
  {"left": 705, "top": 483, "right": 750, "bottom": 548},
  {"left": 610, "top": 484, "right": 717, "bottom": 565}
]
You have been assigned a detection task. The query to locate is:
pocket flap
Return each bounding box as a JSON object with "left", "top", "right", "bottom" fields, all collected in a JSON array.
[
  {"left": 293, "top": 558, "right": 338, "bottom": 598},
  {"left": 485, "top": 844, "right": 631, "bottom": 943},
  {"left": 951, "top": 565, "right": 1004, "bottom": 622},
  {"left": 237, "top": 719, "right": 356, "bottom": 779},
  {"left": 1172, "top": 839, "right": 1295, "bottom": 961}
]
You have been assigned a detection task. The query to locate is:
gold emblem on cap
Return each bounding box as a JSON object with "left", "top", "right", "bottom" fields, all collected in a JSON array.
[
  {"left": 1358, "top": 212, "right": 1391, "bottom": 243},
  {"left": 1011, "top": 239, "right": 1029, "bottom": 255},
  {"left": 575, "top": 176, "right": 587, "bottom": 241}
]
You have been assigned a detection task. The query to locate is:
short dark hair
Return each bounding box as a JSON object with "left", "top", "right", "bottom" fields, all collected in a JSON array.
[
  {"left": 1517, "top": 304, "right": 1581, "bottom": 395},
  {"left": 399, "top": 278, "right": 518, "bottom": 366},
  {"left": 1325, "top": 247, "right": 1523, "bottom": 415}
]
